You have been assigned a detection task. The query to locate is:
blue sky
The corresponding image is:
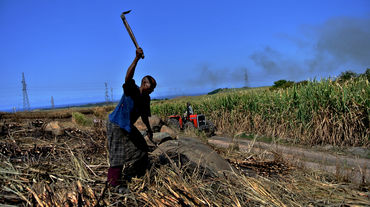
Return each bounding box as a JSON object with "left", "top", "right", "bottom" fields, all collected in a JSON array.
[{"left": 1, "top": 0, "right": 369, "bottom": 111}]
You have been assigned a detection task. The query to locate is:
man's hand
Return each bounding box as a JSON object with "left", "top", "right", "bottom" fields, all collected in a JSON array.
[
  {"left": 136, "top": 47, "right": 144, "bottom": 59},
  {"left": 147, "top": 129, "right": 153, "bottom": 141}
]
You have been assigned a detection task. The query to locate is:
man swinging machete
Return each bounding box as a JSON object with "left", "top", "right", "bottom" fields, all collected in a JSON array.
[{"left": 106, "top": 10, "right": 157, "bottom": 192}]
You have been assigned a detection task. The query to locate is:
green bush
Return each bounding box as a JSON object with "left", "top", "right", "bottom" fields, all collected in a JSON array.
[
  {"left": 337, "top": 70, "right": 358, "bottom": 82},
  {"left": 72, "top": 112, "right": 93, "bottom": 126},
  {"left": 270, "top": 80, "right": 295, "bottom": 90}
]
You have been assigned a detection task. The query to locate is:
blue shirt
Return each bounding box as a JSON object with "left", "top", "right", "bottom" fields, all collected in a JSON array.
[{"left": 109, "top": 79, "right": 151, "bottom": 132}]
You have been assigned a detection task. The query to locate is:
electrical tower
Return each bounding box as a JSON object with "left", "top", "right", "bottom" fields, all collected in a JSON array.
[
  {"left": 244, "top": 69, "right": 249, "bottom": 87},
  {"left": 51, "top": 96, "right": 55, "bottom": 109},
  {"left": 110, "top": 87, "right": 113, "bottom": 102},
  {"left": 21, "top": 72, "right": 30, "bottom": 111},
  {"left": 105, "top": 82, "right": 109, "bottom": 103}
]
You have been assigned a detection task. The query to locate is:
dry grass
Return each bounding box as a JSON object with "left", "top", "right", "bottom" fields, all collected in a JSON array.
[
  {"left": 0, "top": 106, "right": 115, "bottom": 120},
  {"left": 1, "top": 119, "right": 369, "bottom": 206}
]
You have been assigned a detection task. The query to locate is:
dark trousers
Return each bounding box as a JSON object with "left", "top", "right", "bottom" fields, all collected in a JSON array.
[{"left": 106, "top": 121, "right": 149, "bottom": 186}]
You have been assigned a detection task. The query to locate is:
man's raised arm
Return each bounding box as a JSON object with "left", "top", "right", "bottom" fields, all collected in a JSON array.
[{"left": 125, "top": 48, "right": 144, "bottom": 82}]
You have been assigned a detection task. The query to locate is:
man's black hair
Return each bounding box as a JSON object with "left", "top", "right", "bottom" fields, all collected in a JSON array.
[{"left": 143, "top": 75, "right": 157, "bottom": 89}]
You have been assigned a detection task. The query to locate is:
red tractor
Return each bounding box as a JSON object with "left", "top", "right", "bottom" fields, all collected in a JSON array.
[{"left": 167, "top": 114, "right": 216, "bottom": 137}]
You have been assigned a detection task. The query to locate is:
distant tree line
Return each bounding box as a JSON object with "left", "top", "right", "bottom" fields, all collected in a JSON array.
[
  {"left": 270, "top": 68, "right": 370, "bottom": 90},
  {"left": 337, "top": 69, "right": 370, "bottom": 82}
]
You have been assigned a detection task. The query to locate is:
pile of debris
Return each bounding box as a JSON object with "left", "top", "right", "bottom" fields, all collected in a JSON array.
[{"left": 0, "top": 116, "right": 369, "bottom": 206}]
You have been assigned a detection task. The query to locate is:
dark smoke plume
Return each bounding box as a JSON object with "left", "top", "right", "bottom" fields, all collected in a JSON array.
[
  {"left": 249, "top": 46, "right": 302, "bottom": 80},
  {"left": 250, "top": 16, "right": 370, "bottom": 79},
  {"left": 194, "top": 65, "right": 249, "bottom": 87}
]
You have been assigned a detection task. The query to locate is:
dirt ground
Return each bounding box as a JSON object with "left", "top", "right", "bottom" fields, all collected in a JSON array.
[
  {"left": 0, "top": 113, "right": 369, "bottom": 206},
  {"left": 208, "top": 136, "right": 370, "bottom": 184}
]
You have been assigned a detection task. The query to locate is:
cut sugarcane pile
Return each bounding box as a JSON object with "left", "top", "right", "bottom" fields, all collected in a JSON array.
[{"left": 1, "top": 120, "right": 369, "bottom": 206}]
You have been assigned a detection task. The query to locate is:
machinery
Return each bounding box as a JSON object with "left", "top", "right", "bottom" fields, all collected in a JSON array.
[{"left": 167, "top": 114, "right": 215, "bottom": 137}]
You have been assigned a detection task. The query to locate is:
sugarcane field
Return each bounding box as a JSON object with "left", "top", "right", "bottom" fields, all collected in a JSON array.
[{"left": 0, "top": 78, "right": 369, "bottom": 207}]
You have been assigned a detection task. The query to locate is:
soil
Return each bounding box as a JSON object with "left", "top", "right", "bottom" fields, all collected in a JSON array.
[
  {"left": 1, "top": 112, "right": 369, "bottom": 205},
  {"left": 208, "top": 136, "right": 370, "bottom": 185}
]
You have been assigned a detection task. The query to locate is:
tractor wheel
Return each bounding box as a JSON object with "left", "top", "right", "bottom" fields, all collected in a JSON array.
[
  {"left": 167, "top": 119, "right": 180, "bottom": 130},
  {"left": 206, "top": 121, "right": 216, "bottom": 137},
  {"left": 184, "top": 122, "right": 195, "bottom": 130}
]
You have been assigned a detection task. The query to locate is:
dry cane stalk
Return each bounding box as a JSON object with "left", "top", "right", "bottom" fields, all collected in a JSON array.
[
  {"left": 25, "top": 186, "right": 45, "bottom": 207},
  {"left": 3, "top": 185, "right": 32, "bottom": 206}
]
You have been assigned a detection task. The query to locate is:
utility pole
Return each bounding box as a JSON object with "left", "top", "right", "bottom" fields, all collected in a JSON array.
[
  {"left": 105, "top": 82, "right": 109, "bottom": 103},
  {"left": 51, "top": 96, "right": 55, "bottom": 109},
  {"left": 244, "top": 69, "right": 249, "bottom": 87},
  {"left": 110, "top": 87, "right": 113, "bottom": 102},
  {"left": 21, "top": 72, "right": 30, "bottom": 111}
]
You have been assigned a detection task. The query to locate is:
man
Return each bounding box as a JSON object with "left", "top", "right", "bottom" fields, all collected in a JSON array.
[
  {"left": 106, "top": 47, "right": 156, "bottom": 190},
  {"left": 184, "top": 102, "right": 193, "bottom": 119}
]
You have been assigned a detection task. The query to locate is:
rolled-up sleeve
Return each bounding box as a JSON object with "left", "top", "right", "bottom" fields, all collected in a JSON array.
[{"left": 123, "top": 79, "right": 138, "bottom": 97}]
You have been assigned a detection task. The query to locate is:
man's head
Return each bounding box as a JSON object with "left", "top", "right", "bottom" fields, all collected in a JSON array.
[{"left": 140, "top": 75, "right": 156, "bottom": 95}]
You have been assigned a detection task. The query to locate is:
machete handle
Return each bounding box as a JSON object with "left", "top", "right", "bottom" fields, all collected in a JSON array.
[{"left": 121, "top": 11, "right": 144, "bottom": 59}]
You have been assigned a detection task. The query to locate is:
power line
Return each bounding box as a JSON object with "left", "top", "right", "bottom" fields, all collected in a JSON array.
[
  {"left": 104, "top": 82, "right": 109, "bottom": 103},
  {"left": 21, "top": 72, "right": 30, "bottom": 111},
  {"left": 110, "top": 87, "right": 113, "bottom": 102},
  {"left": 51, "top": 96, "right": 55, "bottom": 109}
]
